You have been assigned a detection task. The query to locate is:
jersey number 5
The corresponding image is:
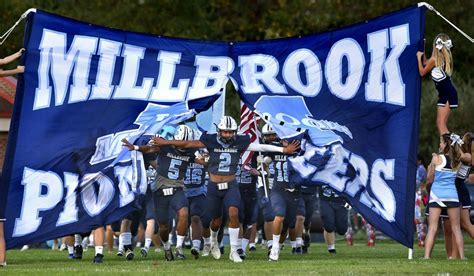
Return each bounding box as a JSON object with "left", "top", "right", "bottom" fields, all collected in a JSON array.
[{"left": 168, "top": 159, "right": 182, "bottom": 180}]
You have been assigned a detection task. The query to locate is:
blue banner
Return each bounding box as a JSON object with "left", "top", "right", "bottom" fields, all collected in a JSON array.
[
  {"left": 233, "top": 6, "right": 425, "bottom": 248},
  {"left": 1, "top": 5, "right": 424, "bottom": 248},
  {"left": 1, "top": 10, "right": 227, "bottom": 248}
]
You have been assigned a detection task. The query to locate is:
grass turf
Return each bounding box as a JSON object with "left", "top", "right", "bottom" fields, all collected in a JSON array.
[{"left": 1, "top": 239, "right": 473, "bottom": 275}]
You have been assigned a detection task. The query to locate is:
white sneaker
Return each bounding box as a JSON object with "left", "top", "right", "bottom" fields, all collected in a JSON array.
[
  {"left": 21, "top": 245, "right": 29, "bottom": 251},
  {"left": 202, "top": 244, "right": 211, "bottom": 257},
  {"left": 229, "top": 250, "right": 243, "bottom": 263},
  {"left": 210, "top": 243, "right": 221, "bottom": 260},
  {"left": 269, "top": 248, "right": 279, "bottom": 261}
]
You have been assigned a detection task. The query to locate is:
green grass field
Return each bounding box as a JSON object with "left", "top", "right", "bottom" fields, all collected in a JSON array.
[{"left": 1, "top": 239, "right": 473, "bottom": 275}]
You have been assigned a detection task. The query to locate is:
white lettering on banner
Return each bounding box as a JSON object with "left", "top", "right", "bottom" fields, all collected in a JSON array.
[
  {"left": 261, "top": 111, "right": 353, "bottom": 139},
  {"left": 90, "top": 39, "right": 122, "bottom": 100},
  {"left": 56, "top": 172, "right": 80, "bottom": 226},
  {"left": 13, "top": 161, "right": 145, "bottom": 237},
  {"left": 282, "top": 49, "right": 322, "bottom": 97},
  {"left": 325, "top": 38, "right": 365, "bottom": 100},
  {"left": 149, "top": 51, "right": 189, "bottom": 102},
  {"left": 13, "top": 168, "right": 63, "bottom": 237},
  {"left": 81, "top": 173, "right": 115, "bottom": 217},
  {"left": 291, "top": 144, "right": 396, "bottom": 222},
  {"left": 90, "top": 129, "right": 136, "bottom": 165},
  {"left": 239, "top": 54, "right": 287, "bottom": 94},
  {"left": 114, "top": 44, "right": 154, "bottom": 100},
  {"left": 366, "top": 24, "right": 410, "bottom": 106},
  {"left": 34, "top": 29, "right": 98, "bottom": 110},
  {"left": 187, "top": 56, "right": 234, "bottom": 100},
  {"left": 114, "top": 165, "right": 135, "bottom": 207},
  {"left": 33, "top": 24, "right": 410, "bottom": 110}
]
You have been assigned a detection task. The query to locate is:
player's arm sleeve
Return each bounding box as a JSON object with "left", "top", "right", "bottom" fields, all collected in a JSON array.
[
  {"left": 199, "top": 132, "right": 211, "bottom": 148},
  {"left": 247, "top": 143, "right": 284, "bottom": 153}
]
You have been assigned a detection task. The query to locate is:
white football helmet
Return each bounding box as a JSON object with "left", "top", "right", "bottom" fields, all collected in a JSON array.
[
  {"left": 174, "top": 125, "right": 192, "bottom": 141},
  {"left": 262, "top": 124, "right": 276, "bottom": 135},
  {"left": 217, "top": 116, "right": 238, "bottom": 131}
]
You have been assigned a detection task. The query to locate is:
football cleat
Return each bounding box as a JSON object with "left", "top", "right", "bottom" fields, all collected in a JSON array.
[
  {"left": 236, "top": 248, "right": 246, "bottom": 260},
  {"left": 295, "top": 247, "right": 303, "bottom": 255},
  {"left": 73, "top": 245, "right": 83, "bottom": 259},
  {"left": 175, "top": 247, "right": 185, "bottom": 260},
  {"left": 93, "top": 254, "right": 104, "bottom": 264},
  {"left": 303, "top": 233, "right": 311, "bottom": 249},
  {"left": 201, "top": 244, "right": 211, "bottom": 257},
  {"left": 328, "top": 249, "right": 337, "bottom": 254},
  {"left": 229, "top": 250, "right": 243, "bottom": 263},
  {"left": 249, "top": 245, "right": 256, "bottom": 252},
  {"left": 268, "top": 248, "right": 279, "bottom": 261},
  {"left": 125, "top": 247, "right": 134, "bottom": 261},
  {"left": 191, "top": 246, "right": 200, "bottom": 259},
  {"left": 210, "top": 243, "right": 221, "bottom": 260},
  {"left": 116, "top": 249, "right": 124, "bottom": 257},
  {"left": 164, "top": 248, "right": 174, "bottom": 261},
  {"left": 140, "top": 248, "right": 148, "bottom": 258}
]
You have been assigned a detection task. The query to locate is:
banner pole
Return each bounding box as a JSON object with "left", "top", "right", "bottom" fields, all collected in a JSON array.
[
  {"left": 418, "top": 2, "right": 473, "bottom": 43},
  {"left": 0, "top": 8, "right": 36, "bottom": 45},
  {"left": 252, "top": 113, "right": 269, "bottom": 198}
]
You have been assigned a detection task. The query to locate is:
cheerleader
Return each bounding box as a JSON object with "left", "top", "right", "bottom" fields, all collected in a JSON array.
[
  {"left": 416, "top": 34, "right": 457, "bottom": 136},
  {"left": 424, "top": 133, "right": 465, "bottom": 259}
]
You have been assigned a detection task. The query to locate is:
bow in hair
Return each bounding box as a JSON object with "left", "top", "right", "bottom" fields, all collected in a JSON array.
[
  {"left": 435, "top": 38, "right": 453, "bottom": 50},
  {"left": 449, "top": 133, "right": 464, "bottom": 146}
]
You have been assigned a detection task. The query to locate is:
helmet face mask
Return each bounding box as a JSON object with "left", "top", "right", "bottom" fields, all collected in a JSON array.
[
  {"left": 263, "top": 133, "right": 278, "bottom": 143},
  {"left": 218, "top": 129, "right": 236, "bottom": 144},
  {"left": 262, "top": 124, "right": 278, "bottom": 143},
  {"left": 217, "top": 116, "right": 238, "bottom": 144}
]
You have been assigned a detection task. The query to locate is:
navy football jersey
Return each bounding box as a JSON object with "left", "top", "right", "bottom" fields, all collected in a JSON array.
[
  {"left": 265, "top": 142, "right": 290, "bottom": 189},
  {"left": 184, "top": 161, "right": 207, "bottom": 197},
  {"left": 236, "top": 156, "right": 258, "bottom": 186},
  {"left": 200, "top": 132, "right": 251, "bottom": 176},
  {"left": 156, "top": 145, "right": 194, "bottom": 180},
  {"left": 184, "top": 162, "right": 206, "bottom": 187}
]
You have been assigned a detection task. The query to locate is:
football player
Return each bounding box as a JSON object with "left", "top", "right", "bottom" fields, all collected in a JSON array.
[{"left": 151, "top": 116, "right": 299, "bottom": 263}]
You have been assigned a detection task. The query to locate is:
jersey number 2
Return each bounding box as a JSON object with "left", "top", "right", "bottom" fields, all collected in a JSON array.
[{"left": 218, "top": 153, "right": 231, "bottom": 173}]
